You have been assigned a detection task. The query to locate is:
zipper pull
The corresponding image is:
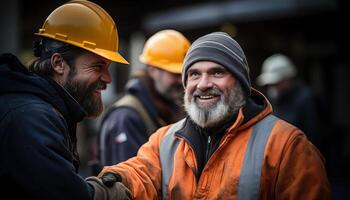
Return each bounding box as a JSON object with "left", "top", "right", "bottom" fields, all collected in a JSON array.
[{"left": 205, "top": 136, "right": 212, "bottom": 162}]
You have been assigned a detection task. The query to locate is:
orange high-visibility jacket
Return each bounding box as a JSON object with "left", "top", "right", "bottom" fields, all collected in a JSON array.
[{"left": 100, "top": 90, "right": 330, "bottom": 200}]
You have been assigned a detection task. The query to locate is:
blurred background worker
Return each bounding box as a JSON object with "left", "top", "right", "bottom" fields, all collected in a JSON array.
[
  {"left": 256, "top": 54, "right": 319, "bottom": 145},
  {"left": 99, "top": 30, "right": 190, "bottom": 165}
]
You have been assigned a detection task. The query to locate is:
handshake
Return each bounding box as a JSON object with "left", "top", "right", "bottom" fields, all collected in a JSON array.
[{"left": 86, "top": 173, "right": 132, "bottom": 200}]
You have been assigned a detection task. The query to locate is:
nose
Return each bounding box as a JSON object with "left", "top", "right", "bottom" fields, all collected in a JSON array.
[
  {"left": 196, "top": 74, "right": 213, "bottom": 90},
  {"left": 101, "top": 68, "right": 112, "bottom": 84}
]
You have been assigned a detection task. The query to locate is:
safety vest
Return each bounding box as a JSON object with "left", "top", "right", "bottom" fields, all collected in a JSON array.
[
  {"left": 99, "top": 94, "right": 157, "bottom": 165},
  {"left": 111, "top": 94, "right": 157, "bottom": 135},
  {"left": 159, "top": 114, "right": 277, "bottom": 200}
]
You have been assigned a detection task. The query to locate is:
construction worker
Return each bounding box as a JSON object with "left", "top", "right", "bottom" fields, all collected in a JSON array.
[
  {"left": 0, "top": 1, "right": 131, "bottom": 199},
  {"left": 256, "top": 54, "right": 319, "bottom": 145},
  {"left": 99, "top": 30, "right": 190, "bottom": 165},
  {"left": 98, "top": 32, "right": 330, "bottom": 199}
]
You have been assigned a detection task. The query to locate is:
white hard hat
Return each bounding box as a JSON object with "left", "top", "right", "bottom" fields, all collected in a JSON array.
[{"left": 256, "top": 54, "right": 297, "bottom": 86}]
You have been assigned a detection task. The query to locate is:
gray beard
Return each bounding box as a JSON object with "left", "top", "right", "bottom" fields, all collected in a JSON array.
[{"left": 184, "top": 83, "right": 246, "bottom": 128}]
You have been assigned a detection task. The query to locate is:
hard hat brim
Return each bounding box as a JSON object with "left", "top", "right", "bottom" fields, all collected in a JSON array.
[
  {"left": 139, "top": 56, "right": 182, "bottom": 74},
  {"left": 256, "top": 72, "right": 283, "bottom": 86},
  {"left": 95, "top": 48, "right": 129, "bottom": 64},
  {"left": 35, "top": 33, "right": 129, "bottom": 64}
]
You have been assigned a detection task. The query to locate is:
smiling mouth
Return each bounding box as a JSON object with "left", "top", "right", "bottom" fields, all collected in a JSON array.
[
  {"left": 94, "top": 89, "right": 103, "bottom": 95},
  {"left": 195, "top": 95, "right": 220, "bottom": 107},
  {"left": 198, "top": 95, "right": 217, "bottom": 99},
  {"left": 94, "top": 85, "right": 107, "bottom": 95}
]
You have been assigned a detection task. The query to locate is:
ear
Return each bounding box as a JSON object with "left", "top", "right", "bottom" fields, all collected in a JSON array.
[{"left": 51, "top": 53, "right": 66, "bottom": 75}]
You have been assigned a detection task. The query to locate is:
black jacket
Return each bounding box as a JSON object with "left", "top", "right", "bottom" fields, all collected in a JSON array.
[{"left": 0, "top": 54, "right": 93, "bottom": 199}]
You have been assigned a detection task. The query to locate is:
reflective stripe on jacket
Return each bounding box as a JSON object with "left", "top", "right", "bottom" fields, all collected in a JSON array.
[
  {"left": 101, "top": 91, "right": 330, "bottom": 200},
  {"left": 160, "top": 115, "right": 278, "bottom": 200}
]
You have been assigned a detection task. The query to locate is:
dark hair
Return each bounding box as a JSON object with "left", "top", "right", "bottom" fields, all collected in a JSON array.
[{"left": 28, "top": 38, "right": 84, "bottom": 76}]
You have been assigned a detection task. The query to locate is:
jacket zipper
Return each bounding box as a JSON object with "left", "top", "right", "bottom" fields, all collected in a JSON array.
[
  {"left": 205, "top": 133, "right": 234, "bottom": 165},
  {"left": 205, "top": 135, "right": 212, "bottom": 162}
]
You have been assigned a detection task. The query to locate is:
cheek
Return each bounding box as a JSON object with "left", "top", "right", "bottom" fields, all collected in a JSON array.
[
  {"left": 218, "top": 79, "right": 235, "bottom": 93},
  {"left": 160, "top": 77, "right": 171, "bottom": 88},
  {"left": 79, "top": 70, "right": 100, "bottom": 82},
  {"left": 162, "top": 75, "right": 176, "bottom": 87},
  {"left": 74, "top": 76, "right": 95, "bottom": 90},
  {"left": 185, "top": 85, "right": 195, "bottom": 99},
  {"left": 81, "top": 75, "right": 99, "bottom": 87}
]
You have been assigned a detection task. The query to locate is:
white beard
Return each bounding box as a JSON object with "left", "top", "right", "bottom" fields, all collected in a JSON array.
[{"left": 184, "top": 82, "right": 246, "bottom": 128}]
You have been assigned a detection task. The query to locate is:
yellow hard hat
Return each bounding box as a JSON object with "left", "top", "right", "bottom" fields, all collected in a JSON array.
[
  {"left": 139, "top": 30, "right": 190, "bottom": 74},
  {"left": 35, "top": 0, "right": 128, "bottom": 64}
]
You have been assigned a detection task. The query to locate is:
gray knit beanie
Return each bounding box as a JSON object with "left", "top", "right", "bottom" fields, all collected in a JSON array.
[{"left": 182, "top": 32, "right": 251, "bottom": 95}]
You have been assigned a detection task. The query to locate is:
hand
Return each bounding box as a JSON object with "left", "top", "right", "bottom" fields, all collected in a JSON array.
[
  {"left": 86, "top": 176, "right": 132, "bottom": 200},
  {"left": 101, "top": 173, "right": 122, "bottom": 187}
]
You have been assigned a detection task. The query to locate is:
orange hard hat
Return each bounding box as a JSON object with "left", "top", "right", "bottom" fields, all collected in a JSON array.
[
  {"left": 139, "top": 30, "right": 190, "bottom": 74},
  {"left": 35, "top": 0, "right": 128, "bottom": 64}
]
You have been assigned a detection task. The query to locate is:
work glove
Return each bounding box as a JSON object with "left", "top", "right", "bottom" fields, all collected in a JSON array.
[{"left": 86, "top": 173, "right": 132, "bottom": 200}]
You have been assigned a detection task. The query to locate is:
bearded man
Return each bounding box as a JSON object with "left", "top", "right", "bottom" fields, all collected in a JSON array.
[
  {"left": 0, "top": 1, "right": 131, "bottom": 199},
  {"left": 99, "top": 32, "right": 330, "bottom": 199},
  {"left": 99, "top": 30, "right": 189, "bottom": 166}
]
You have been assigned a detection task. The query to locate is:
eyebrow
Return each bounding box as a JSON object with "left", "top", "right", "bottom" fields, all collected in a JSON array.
[
  {"left": 188, "top": 65, "right": 227, "bottom": 72},
  {"left": 211, "top": 65, "right": 227, "bottom": 71},
  {"left": 187, "top": 68, "right": 198, "bottom": 73}
]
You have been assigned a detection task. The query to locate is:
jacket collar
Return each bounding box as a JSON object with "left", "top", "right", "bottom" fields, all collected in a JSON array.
[
  {"left": 41, "top": 76, "right": 86, "bottom": 123},
  {"left": 174, "top": 88, "right": 272, "bottom": 177},
  {"left": 237, "top": 88, "right": 272, "bottom": 131}
]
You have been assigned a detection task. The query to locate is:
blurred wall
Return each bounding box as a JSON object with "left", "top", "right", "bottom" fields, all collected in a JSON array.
[{"left": 0, "top": 0, "right": 19, "bottom": 55}]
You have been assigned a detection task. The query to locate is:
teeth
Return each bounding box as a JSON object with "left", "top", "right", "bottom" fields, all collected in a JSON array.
[{"left": 199, "top": 95, "right": 214, "bottom": 99}]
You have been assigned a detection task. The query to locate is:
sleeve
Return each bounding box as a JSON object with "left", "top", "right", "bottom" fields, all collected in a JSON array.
[
  {"left": 99, "top": 126, "right": 170, "bottom": 200},
  {"left": 100, "top": 107, "right": 149, "bottom": 165},
  {"left": 275, "top": 131, "right": 331, "bottom": 199},
  {"left": 2, "top": 104, "right": 93, "bottom": 200}
]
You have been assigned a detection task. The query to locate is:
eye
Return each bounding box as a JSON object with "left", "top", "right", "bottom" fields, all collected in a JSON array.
[
  {"left": 188, "top": 71, "right": 200, "bottom": 79},
  {"left": 214, "top": 71, "right": 223, "bottom": 76},
  {"left": 92, "top": 65, "right": 103, "bottom": 71},
  {"left": 213, "top": 69, "right": 226, "bottom": 77}
]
